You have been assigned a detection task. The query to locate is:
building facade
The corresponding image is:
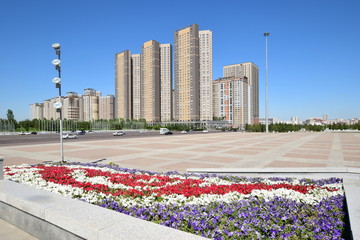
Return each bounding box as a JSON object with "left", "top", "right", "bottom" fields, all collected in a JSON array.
[
  {"left": 142, "top": 40, "right": 161, "bottom": 122},
  {"left": 42, "top": 98, "right": 59, "bottom": 120},
  {"left": 160, "top": 43, "right": 173, "bottom": 121},
  {"left": 174, "top": 24, "right": 200, "bottom": 121},
  {"left": 131, "top": 54, "right": 142, "bottom": 120},
  {"left": 82, "top": 88, "right": 99, "bottom": 121},
  {"left": 99, "top": 95, "right": 115, "bottom": 120},
  {"left": 34, "top": 89, "right": 114, "bottom": 121},
  {"left": 223, "top": 62, "right": 259, "bottom": 124},
  {"left": 115, "top": 50, "right": 132, "bottom": 119},
  {"left": 30, "top": 103, "right": 43, "bottom": 120},
  {"left": 199, "top": 30, "right": 213, "bottom": 121},
  {"left": 213, "top": 77, "right": 249, "bottom": 128},
  {"left": 63, "top": 92, "right": 81, "bottom": 121}
]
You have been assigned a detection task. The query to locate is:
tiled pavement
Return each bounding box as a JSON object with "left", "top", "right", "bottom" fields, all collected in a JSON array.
[
  {"left": 2, "top": 132, "right": 360, "bottom": 171},
  {"left": 1, "top": 131, "right": 360, "bottom": 239}
]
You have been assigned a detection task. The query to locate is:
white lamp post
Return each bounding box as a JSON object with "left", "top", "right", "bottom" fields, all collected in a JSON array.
[
  {"left": 264, "top": 32, "right": 270, "bottom": 133},
  {"left": 51, "top": 43, "right": 64, "bottom": 162}
]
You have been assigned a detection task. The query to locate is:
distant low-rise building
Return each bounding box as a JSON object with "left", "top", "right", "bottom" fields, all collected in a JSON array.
[{"left": 31, "top": 88, "right": 114, "bottom": 121}]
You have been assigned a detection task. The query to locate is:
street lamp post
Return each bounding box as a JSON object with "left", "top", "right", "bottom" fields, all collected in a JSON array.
[
  {"left": 264, "top": 32, "right": 270, "bottom": 133},
  {"left": 51, "top": 43, "right": 64, "bottom": 162}
]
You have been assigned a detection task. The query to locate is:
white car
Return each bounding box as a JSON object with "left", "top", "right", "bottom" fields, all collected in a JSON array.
[
  {"left": 202, "top": 129, "right": 209, "bottom": 133},
  {"left": 181, "top": 130, "right": 188, "bottom": 134},
  {"left": 62, "top": 134, "right": 78, "bottom": 139},
  {"left": 160, "top": 128, "right": 170, "bottom": 135},
  {"left": 113, "top": 131, "right": 125, "bottom": 136}
]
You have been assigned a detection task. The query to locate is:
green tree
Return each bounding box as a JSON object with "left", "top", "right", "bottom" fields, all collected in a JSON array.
[{"left": 7, "top": 109, "right": 15, "bottom": 122}]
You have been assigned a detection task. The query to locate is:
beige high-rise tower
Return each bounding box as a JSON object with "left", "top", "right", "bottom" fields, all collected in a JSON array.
[
  {"left": 30, "top": 103, "right": 43, "bottom": 120},
  {"left": 142, "top": 40, "right": 161, "bottom": 122},
  {"left": 174, "top": 24, "right": 200, "bottom": 121},
  {"left": 160, "top": 43, "right": 172, "bottom": 121},
  {"left": 82, "top": 88, "right": 99, "bottom": 121},
  {"left": 115, "top": 50, "right": 132, "bottom": 119},
  {"left": 213, "top": 77, "right": 249, "bottom": 128},
  {"left": 199, "top": 30, "right": 213, "bottom": 121},
  {"left": 131, "top": 54, "right": 142, "bottom": 120},
  {"left": 99, "top": 95, "right": 115, "bottom": 120},
  {"left": 63, "top": 92, "right": 80, "bottom": 121},
  {"left": 223, "top": 62, "right": 259, "bottom": 123}
]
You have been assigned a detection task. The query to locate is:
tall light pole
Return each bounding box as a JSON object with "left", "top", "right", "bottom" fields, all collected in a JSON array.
[
  {"left": 51, "top": 43, "right": 64, "bottom": 162},
  {"left": 264, "top": 32, "right": 270, "bottom": 133}
]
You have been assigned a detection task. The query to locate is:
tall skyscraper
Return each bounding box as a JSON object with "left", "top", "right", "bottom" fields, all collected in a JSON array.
[
  {"left": 160, "top": 43, "right": 172, "bottom": 121},
  {"left": 99, "top": 95, "right": 115, "bottom": 120},
  {"left": 213, "top": 76, "right": 249, "bottom": 127},
  {"left": 30, "top": 103, "right": 43, "bottom": 120},
  {"left": 131, "top": 54, "right": 142, "bottom": 120},
  {"left": 142, "top": 40, "right": 161, "bottom": 122},
  {"left": 63, "top": 92, "right": 80, "bottom": 121},
  {"left": 223, "top": 62, "right": 259, "bottom": 123},
  {"left": 174, "top": 24, "right": 200, "bottom": 121},
  {"left": 83, "top": 88, "right": 99, "bottom": 121},
  {"left": 42, "top": 98, "right": 58, "bottom": 120},
  {"left": 199, "top": 30, "right": 213, "bottom": 121},
  {"left": 115, "top": 50, "right": 132, "bottom": 119}
]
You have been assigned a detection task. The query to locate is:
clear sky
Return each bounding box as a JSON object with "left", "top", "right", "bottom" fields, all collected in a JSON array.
[{"left": 1, "top": 0, "right": 359, "bottom": 122}]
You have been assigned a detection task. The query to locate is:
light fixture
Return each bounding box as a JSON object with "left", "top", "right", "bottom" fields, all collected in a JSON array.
[
  {"left": 264, "top": 32, "right": 270, "bottom": 133},
  {"left": 52, "top": 77, "right": 61, "bottom": 84},
  {"left": 52, "top": 59, "right": 61, "bottom": 66},
  {"left": 53, "top": 101, "right": 62, "bottom": 109},
  {"left": 52, "top": 43, "right": 60, "bottom": 50}
]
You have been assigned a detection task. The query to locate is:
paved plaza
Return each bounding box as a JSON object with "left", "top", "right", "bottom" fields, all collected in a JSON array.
[
  {"left": 1, "top": 131, "right": 360, "bottom": 239},
  {"left": 2, "top": 132, "right": 360, "bottom": 171}
]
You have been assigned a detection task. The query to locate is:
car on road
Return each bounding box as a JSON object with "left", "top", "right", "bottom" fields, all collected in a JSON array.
[
  {"left": 113, "top": 131, "right": 126, "bottom": 136},
  {"left": 164, "top": 131, "right": 173, "bottom": 135},
  {"left": 202, "top": 129, "right": 209, "bottom": 133},
  {"left": 181, "top": 130, "right": 188, "bottom": 134},
  {"left": 160, "top": 128, "right": 170, "bottom": 135},
  {"left": 31, "top": 132, "right": 37, "bottom": 135},
  {"left": 62, "top": 134, "right": 78, "bottom": 139},
  {"left": 75, "top": 130, "right": 86, "bottom": 135},
  {"left": 18, "top": 132, "right": 32, "bottom": 135}
]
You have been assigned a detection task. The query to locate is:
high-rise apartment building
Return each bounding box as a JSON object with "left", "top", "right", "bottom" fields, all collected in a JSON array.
[
  {"left": 63, "top": 92, "right": 80, "bottom": 121},
  {"left": 99, "top": 95, "right": 115, "bottom": 120},
  {"left": 30, "top": 103, "right": 43, "bottom": 120},
  {"left": 199, "top": 30, "right": 213, "bottom": 121},
  {"left": 83, "top": 88, "right": 99, "bottom": 121},
  {"left": 115, "top": 50, "right": 132, "bottom": 119},
  {"left": 42, "top": 100, "right": 51, "bottom": 120},
  {"left": 32, "top": 104, "right": 41, "bottom": 120},
  {"left": 174, "top": 24, "right": 200, "bottom": 121},
  {"left": 160, "top": 43, "right": 172, "bottom": 121},
  {"left": 33, "top": 88, "right": 113, "bottom": 121},
  {"left": 142, "top": 40, "right": 161, "bottom": 122},
  {"left": 42, "top": 98, "right": 59, "bottom": 120},
  {"left": 223, "top": 62, "right": 259, "bottom": 123},
  {"left": 213, "top": 76, "right": 249, "bottom": 128},
  {"left": 131, "top": 54, "right": 142, "bottom": 120}
]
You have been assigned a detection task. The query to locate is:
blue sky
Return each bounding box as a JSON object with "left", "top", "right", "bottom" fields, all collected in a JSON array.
[{"left": 1, "top": 0, "right": 359, "bottom": 121}]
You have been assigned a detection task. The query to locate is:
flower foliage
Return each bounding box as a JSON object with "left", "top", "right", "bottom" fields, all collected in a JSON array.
[{"left": 4, "top": 163, "right": 346, "bottom": 239}]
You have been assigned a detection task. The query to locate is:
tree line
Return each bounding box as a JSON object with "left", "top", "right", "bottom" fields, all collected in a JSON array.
[{"left": 1, "top": 109, "right": 359, "bottom": 132}]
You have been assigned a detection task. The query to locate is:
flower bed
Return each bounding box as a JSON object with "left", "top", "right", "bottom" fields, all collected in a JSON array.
[{"left": 4, "top": 163, "right": 346, "bottom": 239}]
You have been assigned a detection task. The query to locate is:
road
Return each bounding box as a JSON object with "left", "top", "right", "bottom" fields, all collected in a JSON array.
[{"left": 0, "top": 130, "right": 220, "bottom": 147}]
